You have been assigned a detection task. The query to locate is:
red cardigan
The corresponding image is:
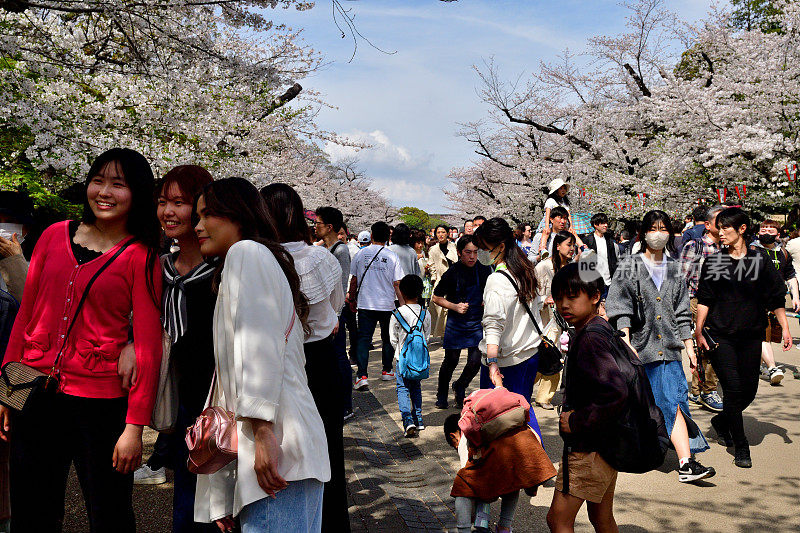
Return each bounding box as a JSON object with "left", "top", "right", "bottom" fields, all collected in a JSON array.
[{"left": 4, "top": 222, "right": 163, "bottom": 425}]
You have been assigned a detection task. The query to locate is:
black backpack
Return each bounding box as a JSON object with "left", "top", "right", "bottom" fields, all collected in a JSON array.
[{"left": 568, "top": 322, "right": 669, "bottom": 474}]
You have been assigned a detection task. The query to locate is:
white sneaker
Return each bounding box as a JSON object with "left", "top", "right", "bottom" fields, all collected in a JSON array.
[
  {"left": 381, "top": 370, "right": 395, "bottom": 381},
  {"left": 133, "top": 465, "right": 166, "bottom": 485},
  {"left": 768, "top": 366, "right": 784, "bottom": 385},
  {"left": 354, "top": 376, "right": 369, "bottom": 390}
]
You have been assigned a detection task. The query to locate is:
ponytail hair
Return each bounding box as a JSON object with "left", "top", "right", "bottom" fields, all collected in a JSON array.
[{"left": 474, "top": 217, "right": 538, "bottom": 303}]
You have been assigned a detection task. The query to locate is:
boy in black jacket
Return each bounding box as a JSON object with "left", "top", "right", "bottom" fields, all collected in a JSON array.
[{"left": 547, "top": 263, "right": 627, "bottom": 533}]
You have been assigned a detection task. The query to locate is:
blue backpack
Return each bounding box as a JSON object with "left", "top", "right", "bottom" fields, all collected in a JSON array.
[{"left": 392, "top": 306, "right": 429, "bottom": 380}]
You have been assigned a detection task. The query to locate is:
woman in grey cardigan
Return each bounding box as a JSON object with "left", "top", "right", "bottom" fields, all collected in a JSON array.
[{"left": 606, "top": 210, "right": 714, "bottom": 484}]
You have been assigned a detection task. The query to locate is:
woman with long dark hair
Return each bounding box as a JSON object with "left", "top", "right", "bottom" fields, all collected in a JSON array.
[
  {"left": 473, "top": 217, "right": 544, "bottom": 437},
  {"left": 0, "top": 148, "right": 164, "bottom": 532},
  {"left": 132, "top": 165, "right": 218, "bottom": 532},
  {"left": 192, "top": 178, "right": 329, "bottom": 532},
  {"left": 532, "top": 230, "right": 575, "bottom": 410},
  {"left": 260, "top": 183, "right": 348, "bottom": 532},
  {"left": 696, "top": 207, "right": 791, "bottom": 468},
  {"left": 607, "top": 210, "right": 714, "bottom": 483}
]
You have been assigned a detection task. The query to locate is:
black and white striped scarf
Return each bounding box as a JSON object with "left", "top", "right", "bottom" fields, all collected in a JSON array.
[{"left": 162, "top": 255, "right": 216, "bottom": 342}]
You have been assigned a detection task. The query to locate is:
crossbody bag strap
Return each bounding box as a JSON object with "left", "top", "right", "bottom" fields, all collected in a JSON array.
[
  {"left": 497, "top": 270, "right": 545, "bottom": 338},
  {"left": 355, "top": 246, "right": 384, "bottom": 297},
  {"left": 49, "top": 238, "right": 137, "bottom": 379}
]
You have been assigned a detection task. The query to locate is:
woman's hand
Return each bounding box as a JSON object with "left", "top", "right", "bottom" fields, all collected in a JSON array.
[
  {"left": 0, "top": 405, "right": 11, "bottom": 441},
  {"left": 0, "top": 234, "right": 23, "bottom": 258},
  {"left": 117, "top": 343, "right": 138, "bottom": 391},
  {"left": 695, "top": 330, "right": 710, "bottom": 352},
  {"left": 250, "top": 419, "right": 287, "bottom": 498},
  {"left": 113, "top": 424, "right": 143, "bottom": 474},
  {"left": 488, "top": 362, "right": 504, "bottom": 388},
  {"left": 684, "top": 339, "right": 697, "bottom": 375},
  {"left": 559, "top": 410, "right": 573, "bottom": 434},
  {"left": 783, "top": 328, "right": 793, "bottom": 352},
  {"left": 214, "top": 516, "right": 236, "bottom": 532}
]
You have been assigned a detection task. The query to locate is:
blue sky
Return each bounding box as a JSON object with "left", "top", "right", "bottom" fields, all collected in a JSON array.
[{"left": 274, "top": 0, "right": 717, "bottom": 213}]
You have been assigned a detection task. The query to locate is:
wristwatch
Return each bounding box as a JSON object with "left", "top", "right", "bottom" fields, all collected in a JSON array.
[{"left": 487, "top": 357, "right": 498, "bottom": 365}]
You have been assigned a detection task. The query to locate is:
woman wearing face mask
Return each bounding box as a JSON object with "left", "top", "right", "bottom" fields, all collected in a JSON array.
[
  {"left": 428, "top": 224, "right": 458, "bottom": 339},
  {"left": 606, "top": 210, "right": 715, "bottom": 484},
  {"left": 696, "top": 208, "right": 792, "bottom": 469},
  {"left": 473, "top": 218, "right": 548, "bottom": 438},
  {"left": 532, "top": 231, "right": 575, "bottom": 410}
]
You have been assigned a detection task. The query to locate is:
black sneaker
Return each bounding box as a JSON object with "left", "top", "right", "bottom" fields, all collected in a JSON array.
[
  {"left": 734, "top": 447, "right": 752, "bottom": 468},
  {"left": 403, "top": 421, "right": 417, "bottom": 438},
  {"left": 711, "top": 414, "right": 734, "bottom": 447},
  {"left": 678, "top": 459, "right": 716, "bottom": 483},
  {"left": 435, "top": 399, "right": 448, "bottom": 409}
]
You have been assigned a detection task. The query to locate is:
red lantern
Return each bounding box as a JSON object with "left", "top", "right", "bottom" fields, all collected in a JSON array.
[
  {"left": 716, "top": 188, "right": 727, "bottom": 203},
  {"left": 735, "top": 185, "right": 747, "bottom": 201},
  {"left": 637, "top": 193, "right": 646, "bottom": 206},
  {"left": 786, "top": 162, "right": 797, "bottom": 182}
]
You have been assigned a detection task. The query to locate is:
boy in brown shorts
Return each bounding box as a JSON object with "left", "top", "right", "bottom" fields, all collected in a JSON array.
[{"left": 546, "top": 263, "right": 627, "bottom": 533}]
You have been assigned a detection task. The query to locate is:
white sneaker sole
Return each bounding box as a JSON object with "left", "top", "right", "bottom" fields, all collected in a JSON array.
[
  {"left": 404, "top": 426, "right": 417, "bottom": 437},
  {"left": 770, "top": 373, "right": 784, "bottom": 385},
  {"left": 134, "top": 475, "right": 167, "bottom": 485},
  {"left": 381, "top": 374, "right": 394, "bottom": 381},
  {"left": 678, "top": 469, "right": 715, "bottom": 483},
  {"left": 354, "top": 381, "right": 368, "bottom": 390}
]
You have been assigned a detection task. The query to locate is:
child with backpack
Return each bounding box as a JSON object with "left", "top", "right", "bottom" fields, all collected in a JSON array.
[
  {"left": 444, "top": 391, "right": 556, "bottom": 533},
  {"left": 546, "top": 262, "right": 630, "bottom": 533},
  {"left": 390, "top": 275, "right": 432, "bottom": 437}
]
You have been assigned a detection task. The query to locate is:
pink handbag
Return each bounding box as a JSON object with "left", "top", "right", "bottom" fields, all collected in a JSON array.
[
  {"left": 186, "top": 311, "right": 296, "bottom": 474},
  {"left": 458, "top": 387, "right": 530, "bottom": 447},
  {"left": 185, "top": 373, "right": 238, "bottom": 475}
]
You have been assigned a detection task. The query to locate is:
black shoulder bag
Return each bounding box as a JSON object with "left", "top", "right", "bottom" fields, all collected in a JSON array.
[
  {"left": 0, "top": 239, "right": 135, "bottom": 413},
  {"left": 497, "top": 270, "right": 563, "bottom": 376},
  {"left": 630, "top": 259, "right": 646, "bottom": 333}
]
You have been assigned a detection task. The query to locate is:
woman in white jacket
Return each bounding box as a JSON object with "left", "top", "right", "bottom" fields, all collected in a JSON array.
[
  {"left": 192, "top": 178, "right": 330, "bottom": 532},
  {"left": 474, "top": 217, "right": 548, "bottom": 438}
]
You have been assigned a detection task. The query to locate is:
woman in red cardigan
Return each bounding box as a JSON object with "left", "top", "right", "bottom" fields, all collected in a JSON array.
[{"left": 0, "top": 148, "right": 163, "bottom": 533}]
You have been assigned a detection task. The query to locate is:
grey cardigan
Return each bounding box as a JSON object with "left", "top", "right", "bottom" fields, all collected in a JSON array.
[{"left": 605, "top": 254, "right": 692, "bottom": 364}]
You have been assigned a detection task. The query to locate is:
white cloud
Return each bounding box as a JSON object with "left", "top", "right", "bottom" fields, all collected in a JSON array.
[
  {"left": 324, "top": 129, "right": 431, "bottom": 171},
  {"left": 372, "top": 177, "right": 441, "bottom": 206}
]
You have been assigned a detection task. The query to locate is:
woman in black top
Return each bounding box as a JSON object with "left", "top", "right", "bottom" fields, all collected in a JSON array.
[{"left": 695, "top": 207, "right": 791, "bottom": 468}]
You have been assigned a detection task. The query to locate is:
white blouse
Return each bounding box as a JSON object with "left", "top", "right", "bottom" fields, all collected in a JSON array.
[
  {"left": 194, "top": 240, "right": 330, "bottom": 522},
  {"left": 283, "top": 241, "right": 344, "bottom": 343}
]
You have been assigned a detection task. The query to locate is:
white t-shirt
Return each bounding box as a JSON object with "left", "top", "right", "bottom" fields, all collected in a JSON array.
[
  {"left": 350, "top": 244, "right": 404, "bottom": 311},
  {"left": 595, "top": 234, "right": 612, "bottom": 285},
  {"left": 641, "top": 254, "right": 667, "bottom": 291}
]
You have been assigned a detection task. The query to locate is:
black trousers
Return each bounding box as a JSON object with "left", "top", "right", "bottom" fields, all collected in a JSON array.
[
  {"left": 437, "top": 346, "right": 482, "bottom": 402},
  {"left": 342, "top": 305, "right": 358, "bottom": 360},
  {"left": 304, "top": 336, "right": 350, "bottom": 533},
  {"left": 10, "top": 393, "right": 134, "bottom": 533},
  {"left": 709, "top": 337, "right": 762, "bottom": 449}
]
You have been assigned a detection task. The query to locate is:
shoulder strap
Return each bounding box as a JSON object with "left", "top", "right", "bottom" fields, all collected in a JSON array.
[
  {"left": 393, "top": 308, "right": 412, "bottom": 334},
  {"left": 497, "top": 270, "right": 545, "bottom": 338},
  {"left": 51, "top": 238, "right": 137, "bottom": 373},
  {"left": 355, "top": 246, "right": 384, "bottom": 297},
  {"left": 330, "top": 241, "right": 343, "bottom": 254}
]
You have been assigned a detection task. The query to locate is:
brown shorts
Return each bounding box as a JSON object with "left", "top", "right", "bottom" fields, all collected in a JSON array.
[
  {"left": 766, "top": 313, "right": 782, "bottom": 344},
  {"left": 555, "top": 451, "right": 618, "bottom": 504}
]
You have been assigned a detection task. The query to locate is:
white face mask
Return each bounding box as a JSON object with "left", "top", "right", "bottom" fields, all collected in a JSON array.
[
  {"left": 644, "top": 231, "right": 670, "bottom": 251},
  {"left": 0, "top": 223, "right": 24, "bottom": 243}
]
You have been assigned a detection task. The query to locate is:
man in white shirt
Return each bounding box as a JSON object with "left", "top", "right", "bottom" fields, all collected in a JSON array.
[
  {"left": 348, "top": 221, "right": 405, "bottom": 390},
  {"left": 582, "top": 213, "right": 618, "bottom": 298}
]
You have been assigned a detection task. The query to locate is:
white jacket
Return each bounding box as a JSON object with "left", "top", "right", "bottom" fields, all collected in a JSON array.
[
  {"left": 479, "top": 269, "right": 550, "bottom": 368},
  {"left": 194, "top": 240, "right": 330, "bottom": 522}
]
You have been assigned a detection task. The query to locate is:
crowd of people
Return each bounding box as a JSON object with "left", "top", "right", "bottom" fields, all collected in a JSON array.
[{"left": 0, "top": 157, "right": 795, "bottom": 532}]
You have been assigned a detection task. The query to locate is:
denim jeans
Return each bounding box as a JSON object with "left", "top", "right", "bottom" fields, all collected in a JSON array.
[
  {"left": 239, "top": 478, "right": 324, "bottom": 533},
  {"left": 334, "top": 308, "right": 353, "bottom": 414},
  {"left": 355, "top": 309, "right": 394, "bottom": 378},
  {"left": 396, "top": 372, "right": 423, "bottom": 427}
]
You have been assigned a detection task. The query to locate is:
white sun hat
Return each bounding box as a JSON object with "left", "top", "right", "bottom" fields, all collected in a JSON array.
[
  {"left": 548, "top": 178, "right": 570, "bottom": 195},
  {"left": 357, "top": 230, "right": 371, "bottom": 244}
]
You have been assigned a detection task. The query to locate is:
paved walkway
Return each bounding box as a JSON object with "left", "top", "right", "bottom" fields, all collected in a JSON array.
[{"left": 62, "top": 324, "right": 800, "bottom": 532}]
